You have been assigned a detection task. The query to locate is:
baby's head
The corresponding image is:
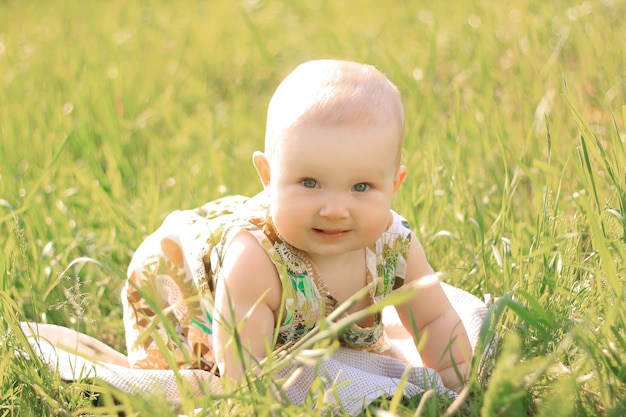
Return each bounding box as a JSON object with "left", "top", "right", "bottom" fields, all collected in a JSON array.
[
  {"left": 254, "top": 60, "right": 408, "bottom": 254},
  {"left": 263, "top": 59, "right": 405, "bottom": 165}
]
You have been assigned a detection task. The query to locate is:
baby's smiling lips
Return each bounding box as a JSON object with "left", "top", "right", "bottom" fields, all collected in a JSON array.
[{"left": 312, "top": 228, "right": 351, "bottom": 241}]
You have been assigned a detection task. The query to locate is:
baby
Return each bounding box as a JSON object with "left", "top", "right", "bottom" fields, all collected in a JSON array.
[{"left": 122, "top": 59, "right": 472, "bottom": 392}]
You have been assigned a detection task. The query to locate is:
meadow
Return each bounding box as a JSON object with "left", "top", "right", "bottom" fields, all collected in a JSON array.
[{"left": 1, "top": 0, "right": 625, "bottom": 415}]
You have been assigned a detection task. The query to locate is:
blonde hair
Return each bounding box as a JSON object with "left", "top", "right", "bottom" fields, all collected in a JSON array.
[{"left": 264, "top": 59, "right": 405, "bottom": 162}]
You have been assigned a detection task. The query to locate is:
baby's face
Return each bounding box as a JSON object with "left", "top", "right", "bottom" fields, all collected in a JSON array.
[{"left": 261, "top": 117, "right": 406, "bottom": 261}]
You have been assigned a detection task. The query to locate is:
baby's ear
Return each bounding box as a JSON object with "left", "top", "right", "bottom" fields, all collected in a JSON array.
[
  {"left": 393, "top": 165, "right": 407, "bottom": 194},
  {"left": 252, "top": 151, "right": 271, "bottom": 187}
]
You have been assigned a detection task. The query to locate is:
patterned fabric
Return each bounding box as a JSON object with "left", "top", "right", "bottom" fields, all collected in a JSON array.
[{"left": 122, "top": 191, "right": 412, "bottom": 372}]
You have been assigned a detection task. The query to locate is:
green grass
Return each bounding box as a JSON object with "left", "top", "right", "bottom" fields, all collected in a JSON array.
[{"left": 1, "top": 0, "right": 625, "bottom": 415}]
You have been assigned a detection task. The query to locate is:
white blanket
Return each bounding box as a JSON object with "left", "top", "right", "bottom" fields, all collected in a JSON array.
[{"left": 20, "top": 283, "right": 490, "bottom": 416}]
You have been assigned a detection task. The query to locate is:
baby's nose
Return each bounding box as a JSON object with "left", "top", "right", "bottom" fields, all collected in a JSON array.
[{"left": 319, "top": 194, "right": 349, "bottom": 219}]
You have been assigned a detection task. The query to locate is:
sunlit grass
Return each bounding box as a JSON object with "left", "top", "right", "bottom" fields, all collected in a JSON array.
[{"left": 1, "top": 0, "right": 625, "bottom": 415}]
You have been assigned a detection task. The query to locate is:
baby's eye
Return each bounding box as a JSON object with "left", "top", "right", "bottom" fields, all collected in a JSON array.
[
  {"left": 301, "top": 178, "right": 318, "bottom": 188},
  {"left": 352, "top": 183, "right": 370, "bottom": 192}
]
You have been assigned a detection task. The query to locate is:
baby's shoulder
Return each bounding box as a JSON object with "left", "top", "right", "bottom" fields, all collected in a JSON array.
[
  {"left": 220, "top": 229, "right": 280, "bottom": 285},
  {"left": 215, "top": 229, "right": 282, "bottom": 313},
  {"left": 223, "top": 228, "right": 273, "bottom": 262}
]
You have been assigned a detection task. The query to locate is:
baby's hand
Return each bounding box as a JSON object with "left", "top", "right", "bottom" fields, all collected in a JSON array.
[{"left": 438, "top": 361, "right": 470, "bottom": 393}]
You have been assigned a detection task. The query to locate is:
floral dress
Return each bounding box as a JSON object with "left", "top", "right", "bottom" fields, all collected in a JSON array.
[{"left": 122, "top": 191, "right": 413, "bottom": 372}]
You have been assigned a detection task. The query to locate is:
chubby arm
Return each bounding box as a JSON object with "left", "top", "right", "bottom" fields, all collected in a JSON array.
[
  {"left": 212, "top": 230, "right": 282, "bottom": 380},
  {"left": 394, "top": 235, "right": 473, "bottom": 391}
]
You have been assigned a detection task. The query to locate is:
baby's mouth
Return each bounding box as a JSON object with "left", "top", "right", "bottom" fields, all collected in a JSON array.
[{"left": 312, "top": 228, "right": 350, "bottom": 240}]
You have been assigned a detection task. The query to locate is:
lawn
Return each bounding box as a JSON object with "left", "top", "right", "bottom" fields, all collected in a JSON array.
[{"left": 1, "top": 0, "right": 625, "bottom": 415}]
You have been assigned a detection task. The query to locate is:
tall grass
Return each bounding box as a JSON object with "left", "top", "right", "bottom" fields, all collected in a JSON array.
[{"left": 1, "top": 0, "right": 625, "bottom": 415}]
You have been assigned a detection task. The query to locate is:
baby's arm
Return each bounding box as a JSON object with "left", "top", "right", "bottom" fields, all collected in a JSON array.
[
  {"left": 395, "top": 235, "right": 473, "bottom": 391},
  {"left": 213, "top": 230, "right": 282, "bottom": 380}
]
